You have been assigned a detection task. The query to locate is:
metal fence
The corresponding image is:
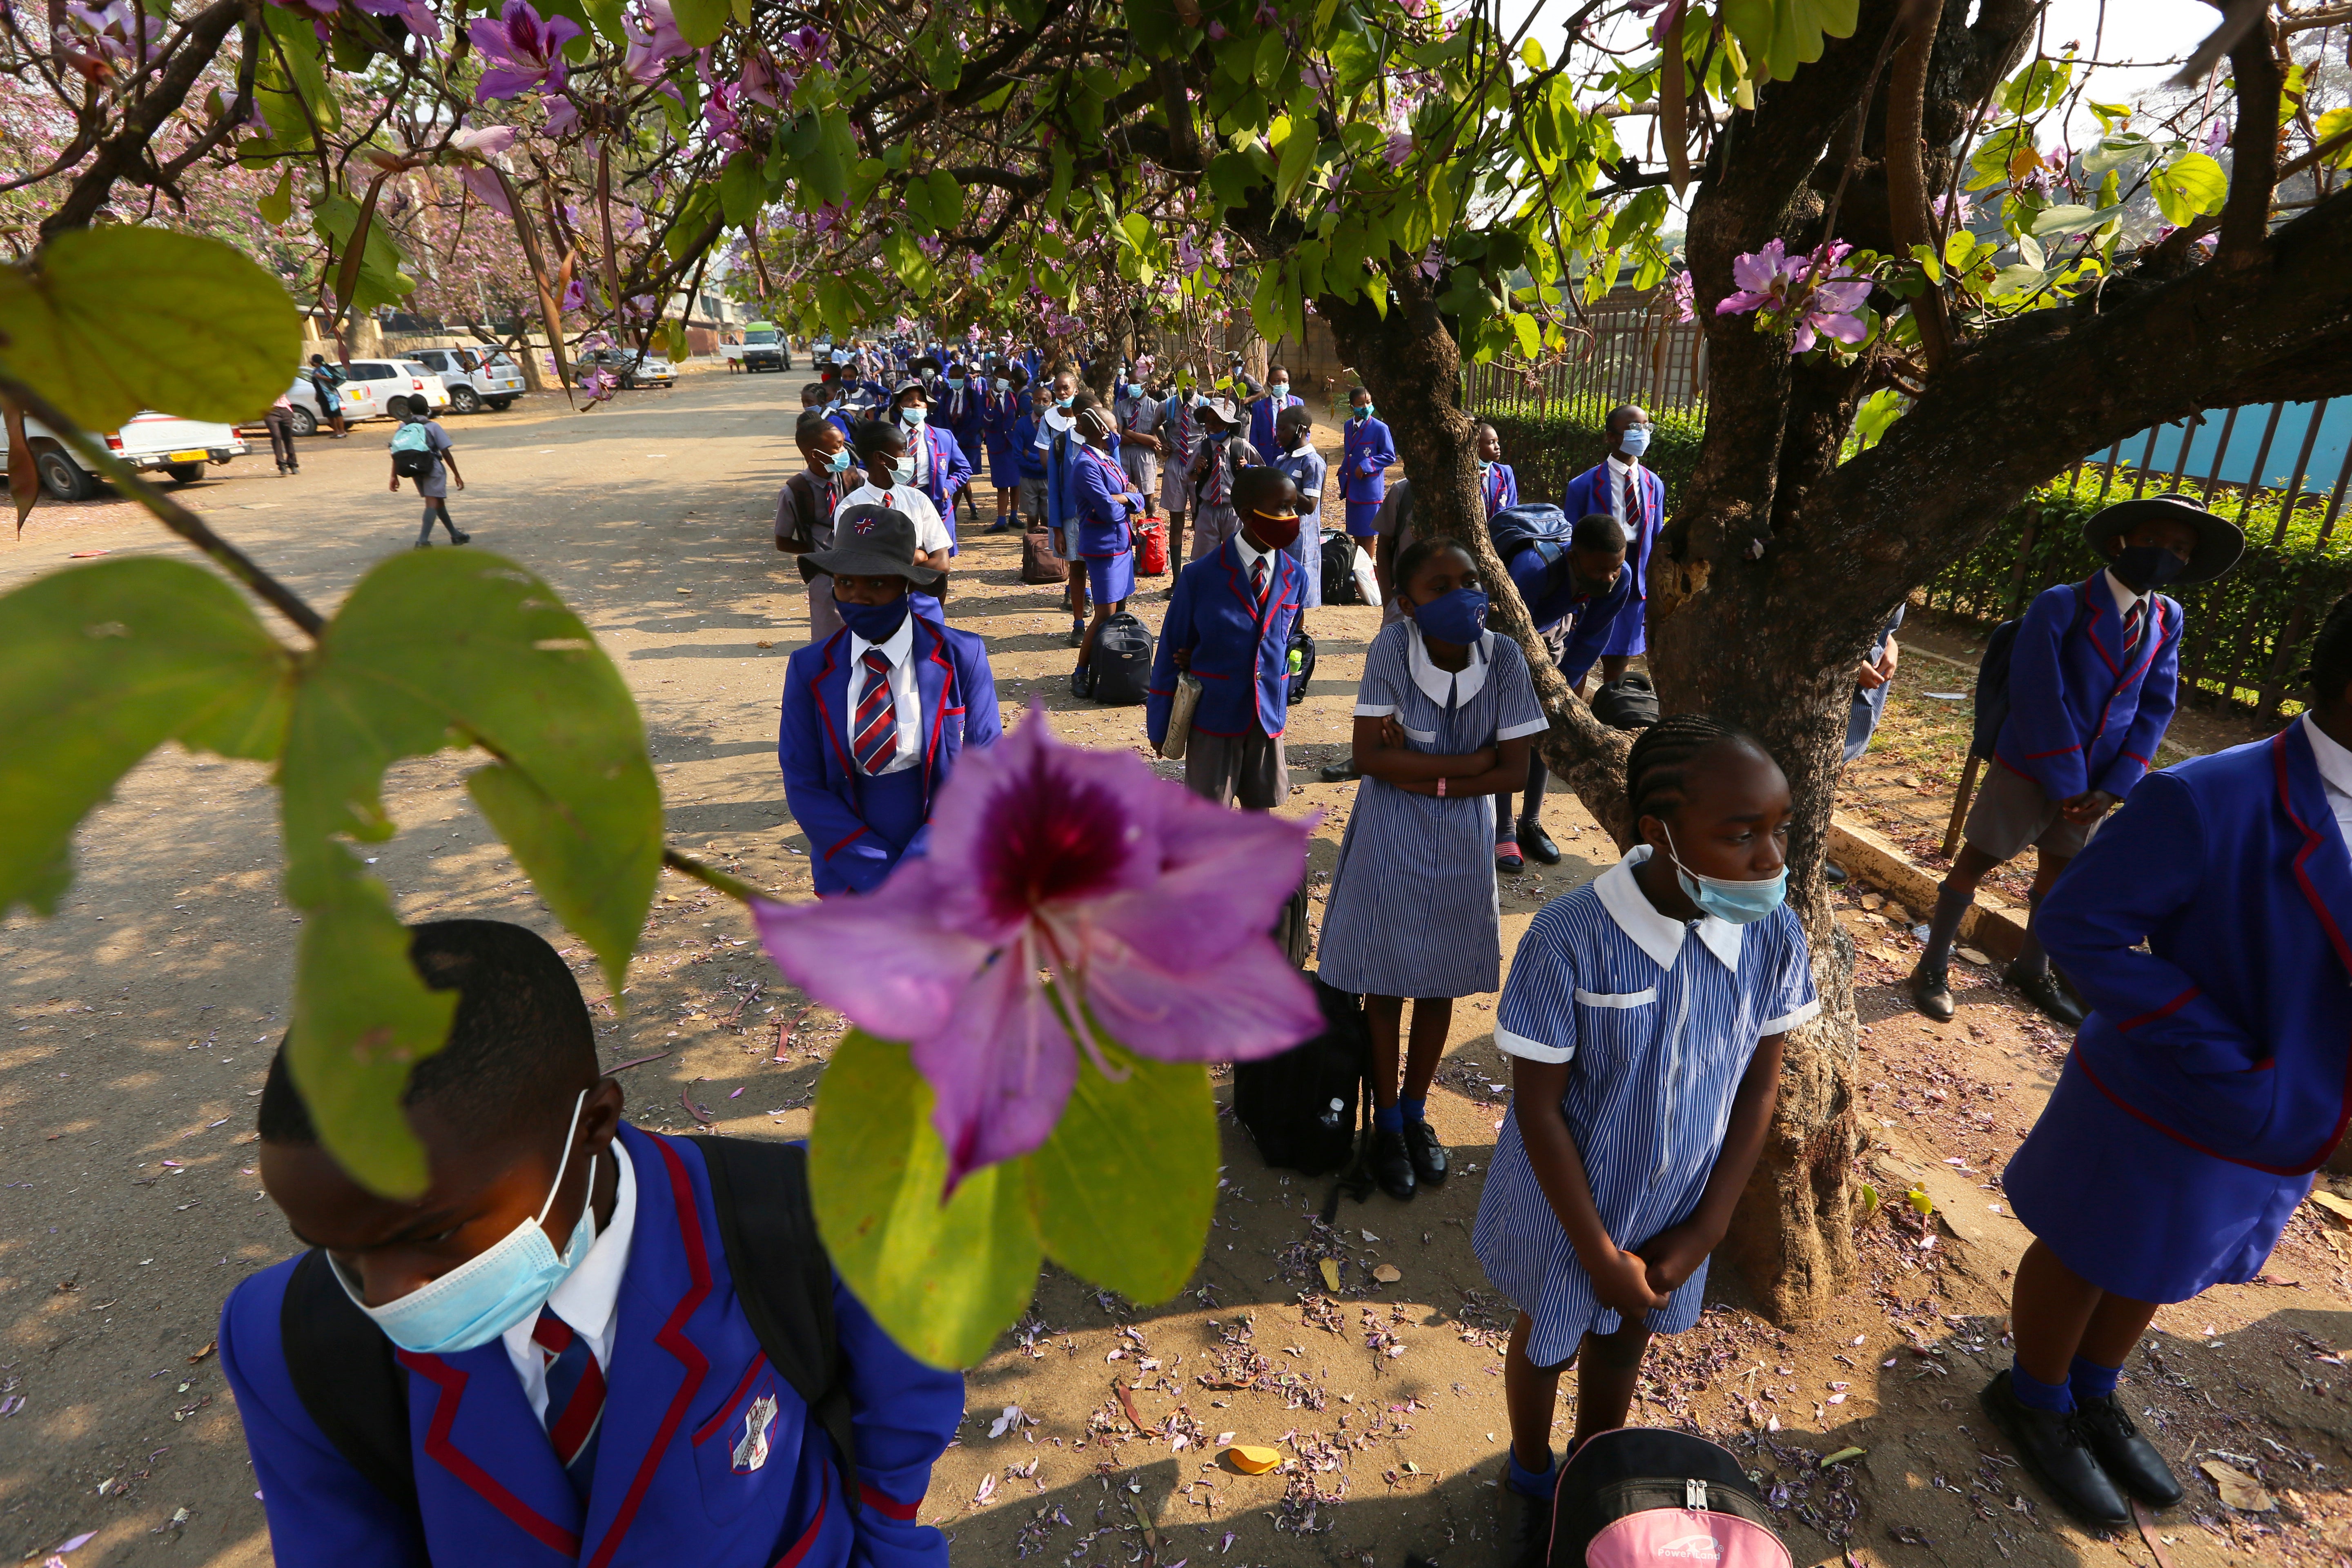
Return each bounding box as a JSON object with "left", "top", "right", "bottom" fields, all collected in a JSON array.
[{"left": 1461, "top": 290, "right": 1708, "bottom": 419}]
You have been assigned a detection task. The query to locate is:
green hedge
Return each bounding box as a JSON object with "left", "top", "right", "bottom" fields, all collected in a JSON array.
[{"left": 1474, "top": 403, "right": 1705, "bottom": 508}]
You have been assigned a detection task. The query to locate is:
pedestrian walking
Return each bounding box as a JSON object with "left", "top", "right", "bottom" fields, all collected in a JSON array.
[
  {"left": 388, "top": 408, "right": 467, "bottom": 547},
  {"left": 265, "top": 393, "right": 300, "bottom": 474}
]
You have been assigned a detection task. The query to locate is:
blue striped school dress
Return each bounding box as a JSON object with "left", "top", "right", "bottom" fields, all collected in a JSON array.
[
  {"left": 1317, "top": 622, "right": 1549, "bottom": 998},
  {"left": 1472, "top": 846, "right": 1819, "bottom": 1365}
]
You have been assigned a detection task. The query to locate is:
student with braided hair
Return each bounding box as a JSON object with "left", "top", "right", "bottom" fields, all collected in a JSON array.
[{"left": 1471, "top": 715, "right": 1819, "bottom": 1568}]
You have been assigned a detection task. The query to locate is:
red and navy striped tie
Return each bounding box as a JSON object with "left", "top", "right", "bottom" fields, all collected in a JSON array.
[
  {"left": 533, "top": 1308, "right": 604, "bottom": 1500},
  {"left": 853, "top": 648, "right": 898, "bottom": 775}
]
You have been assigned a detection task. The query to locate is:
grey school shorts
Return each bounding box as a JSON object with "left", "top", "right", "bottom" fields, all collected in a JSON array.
[
  {"left": 1962, "top": 762, "right": 2098, "bottom": 862},
  {"left": 1018, "top": 477, "right": 1048, "bottom": 518}
]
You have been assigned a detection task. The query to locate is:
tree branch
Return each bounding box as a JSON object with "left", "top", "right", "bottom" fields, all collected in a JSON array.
[
  {"left": 1884, "top": 0, "right": 1951, "bottom": 370},
  {"left": 2217, "top": 9, "right": 2283, "bottom": 261}
]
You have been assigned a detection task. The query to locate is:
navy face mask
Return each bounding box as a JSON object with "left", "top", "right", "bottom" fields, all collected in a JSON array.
[
  {"left": 835, "top": 594, "right": 911, "bottom": 642},
  {"left": 1411, "top": 587, "right": 1489, "bottom": 645},
  {"left": 2113, "top": 543, "right": 2188, "bottom": 592}
]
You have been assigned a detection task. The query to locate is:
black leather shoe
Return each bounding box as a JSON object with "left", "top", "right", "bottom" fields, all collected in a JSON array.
[
  {"left": 1907, "top": 962, "right": 1956, "bottom": 1022},
  {"left": 1067, "top": 617, "right": 1086, "bottom": 648},
  {"left": 1319, "top": 760, "right": 1362, "bottom": 784},
  {"left": 1071, "top": 664, "right": 1094, "bottom": 699},
  {"left": 1520, "top": 819, "right": 1561, "bottom": 865},
  {"left": 2007, "top": 963, "right": 2087, "bottom": 1028},
  {"left": 1825, "top": 860, "right": 1849, "bottom": 885},
  {"left": 2077, "top": 1392, "right": 2184, "bottom": 1506},
  {"left": 1497, "top": 1475, "right": 1554, "bottom": 1568},
  {"left": 1980, "top": 1371, "right": 2130, "bottom": 1528},
  {"left": 1405, "top": 1119, "right": 1448, "bottom": 1186},
  {"left": 1370, "top": 1126, "right": 1417, "bottom": 1202},
  {"left": 450, "top": 530, "right": 471, "bottom": 545}
]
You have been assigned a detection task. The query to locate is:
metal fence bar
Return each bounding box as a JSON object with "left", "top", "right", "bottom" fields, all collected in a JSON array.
[
  {"left": 2275, "top": 398, "right": 2327, "bottom": 546},
  {"left": 2197, "top": 406, "right": 2240, "bottom": 499},
  {"left": 2240, "top": 400, "right": 2287, "bottom": 506}
]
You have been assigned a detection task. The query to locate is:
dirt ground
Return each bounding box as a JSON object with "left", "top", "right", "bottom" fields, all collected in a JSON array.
[{"left": 3, "top": 371, "right": 2348, "bottom": 1568}]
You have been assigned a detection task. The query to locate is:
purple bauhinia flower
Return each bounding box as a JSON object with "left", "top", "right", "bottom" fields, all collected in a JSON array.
[
  {"left": 1714, "top": 236, "right": 1795, "bottom": 316},
  {"left": 753, "top": 713, "right": 1320, "bottom": 1190},
  {"left": 623, "top": 0, "right": 689, "bottom": 81},
  {"left": 1667, "top": 267, "right": 1694, "bottom": 323},
  {"left": 459, "top": 163, "right": 514, "bottom": 216},
  {"left": 352, "top": 0, "right": 439, "bottom": 41},
  {"left": 1384, "top": 131, "right": 1413, "bottom": 169},
  {"left": 2200, "top": 116, "right": 2230, "bottom": 158},
  {"left": 471, "top": 0, "right": 579, "bottom": 102},
  {"left": 560, "top": 276, "right": 592, "bottom": 312},
  {"left": 541, "top": 91, "right": 581, "bottom": 135}
]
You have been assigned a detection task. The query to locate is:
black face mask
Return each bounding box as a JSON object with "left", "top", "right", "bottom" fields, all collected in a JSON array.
[{"left": 2114, "top": 543, "right": 2188, "bottom": 592}]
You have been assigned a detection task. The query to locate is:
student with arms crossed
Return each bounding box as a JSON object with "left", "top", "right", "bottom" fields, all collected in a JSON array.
[
  {"left": 1978, "top": 589, "right": 2352, "bottom": 1529},
  {"left": 220, "top": 919, "right": 962, "bottom": 1568},
  {"left": 1473, "top": 716, "right": 1816, "bottom": 1567},
  {"left": 1147, "top": 466, "right": 1307, "bottom": 808}
]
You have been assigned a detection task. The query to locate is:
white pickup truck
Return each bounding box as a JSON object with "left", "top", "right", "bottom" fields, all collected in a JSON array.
[{"left": 1, "top": 410, "right": 249, "bottom": 501}]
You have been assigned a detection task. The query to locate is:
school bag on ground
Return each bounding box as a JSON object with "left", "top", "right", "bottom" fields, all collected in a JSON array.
[
  {"left": 388, "top": 421, "right": 436, "bottom": 479},
  {"left": 1591, "top": 671, "right": 1660, "bottom": 730},
  {"left": 1136, "top": 518, "right": 1169, "bottom": 575},
  {"left": 1089, "top": 611, "right": 1153, "bottom": 704},
  {"left": 1322, "top": 530, "right": 1360, "bottom": 604},
  {"left": 275, "top": 1136, "right": 864, "bottom": 1528},
  {"left": 1020, "top": 522, "right": 1069, "bottom": 584},
  {"left": 1287, "top": 626, "right": 1316, "bottom": 704},
  {"left": 1548, "top": 1427, "right": 1791, "bottom": 1568},
  {"left": 1233, "top": 976, "right": 1368, "bottom": 1179}
]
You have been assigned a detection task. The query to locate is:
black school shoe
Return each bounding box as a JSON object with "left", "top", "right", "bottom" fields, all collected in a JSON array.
[
  {"left": 1370, "top": 1125, "right": 1417, "bottom": 1202},
  {"left": 1907, "top": 961, "right": 1956, "bottom": 1022},
  {"left": 2007, "top": 962, "right": 2087, "bottom": 1028},
  {"left": 1979, "top": 1370, "right": 2130, "bottom": 1528},
  {"left": 2076, "top": 1392, "right": 2185, "bottom": 1505},
  {"left": 1071, "top": 664, "right": 1094, "bottom": 700},
  {"left": 1519, "top": 819, "right": 1561, "bottom": 865},
  {"left": 1406, "top": 1119, "right": 1448, "bottom": 1186},
  {"left": 1319, "top": 759, "right": 1363, "bottom": 784},
  {"left": 1496, "top": 1475, "right": 1554, "bottom": 1568}
]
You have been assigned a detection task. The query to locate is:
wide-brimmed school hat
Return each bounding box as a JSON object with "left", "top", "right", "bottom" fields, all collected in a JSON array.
[
  {"left": 1198, "top": 396, "right": 1241, "bottom": 427},
  {"left": 2083, "top": 492, "right": 2243, "bottom": 586},
  {"left": 801, "top": 505, "right": 946, "bottom": 591},
  {"left": 909, "top": 355, "right": 942, "bottom": 373}
]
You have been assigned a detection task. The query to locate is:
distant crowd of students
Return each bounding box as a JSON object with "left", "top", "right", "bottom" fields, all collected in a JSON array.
[{"left": 218, "top": 335, "right": 2352, "bottom": 1566}]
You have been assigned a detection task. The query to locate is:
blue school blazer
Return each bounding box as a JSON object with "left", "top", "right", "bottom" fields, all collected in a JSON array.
[
  {"left": 1146, "top": 537, "right": 1304, "bottom": 747},
  {"left": 907, "top": 425, "right": 971, "bottom": 524},
  {"left": 984, "top": 391, "right": 1025, "bottom": 468},
  {"left": 2039, "top": 723, "right": 2352, "bottom": 1174},
  {"left": 935, "top": 386, "right": 986, "bottom": 452},
  {"left": 1248, "top": 392, "right": 1302, "bottom": 457},
  {"left": 1073, "top": 445, "right": 1140, "bottom": 557},
  {"left": 1340, "top": 416, "right": 1396, "bottom": 505},
  {"left": 1011, "top": 413, "right": 1047, "bottom": 481},
  {"left": 1483, "top": 462, "right": 1519, "bottom": 517},
  {"left": 1996, "top": 575, "right": 2180, "bottom": 802},
  {"left": 778, "top": 619, "right": 1001, "bottom": 897},
  {"left": 1509, "top": 548, "right": 1633, "bottom": 686},
  {"left": 1561, "top": 461, "right": 1666, "bottom": 602},
  {"left": 218, "top": 1125, "right": 964, "bottom": 1568}
]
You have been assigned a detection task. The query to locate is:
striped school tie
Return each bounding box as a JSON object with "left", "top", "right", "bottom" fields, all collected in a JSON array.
[
  {"left": 853, "top": 648, "right": 898, "bottom": 775},
  {"left": 1253, "top": 556, "right": 1268, "bottom": 604},
  {"left": 2121, "top": 601, "right": 2145, "bottom": 658},
  {"left": 532, "top": 1308, "right": 605, "bottom": 1499}
]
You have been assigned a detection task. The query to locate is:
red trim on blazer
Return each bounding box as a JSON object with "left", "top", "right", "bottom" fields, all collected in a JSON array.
[
  {"left": 2115, "top": 985, "right": 2203, "bottom": 1033},
  {"left": 859, "top": 1481, "right": 922, "bottom": 1520},
  {"left": 691, "top": 1353, "right": 770, "bottom": 1446},
  {"left": 2277, "top": 727, "right": 2352, "bottom": 1168},
  {"left": 395, "top": 1352, "right": 582, "bottom": 1556},
  {"left": 771, "top": 1464, "right": 831, "bottom": 1567},
  {"left": 583, "top": 1136, "right": 714, "bottom": 1568}
]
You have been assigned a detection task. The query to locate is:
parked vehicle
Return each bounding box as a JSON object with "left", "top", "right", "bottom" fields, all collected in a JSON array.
[
  {"left": 720, "top": 322, "right": 791, "bottom": 372},
  {"left": 282, "top": 359, "right": 452, "bottom": 432},
  {"left": 1, "top": 410, "right": 248, "bottom": 500},
  {"left": 406, "top": 346, "right": 526, "bottom": 413},
  {"left": 579, "top": 347, "right": 677, "bottom": 389}
]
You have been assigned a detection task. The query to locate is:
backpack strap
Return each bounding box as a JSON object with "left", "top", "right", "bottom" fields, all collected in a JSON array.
[
  {"left": 280, "top": 1248, "right": 422, "bottom": 1524},
  {"left": 687, "top": 1136, "right": 862, "bottom": 1513}
]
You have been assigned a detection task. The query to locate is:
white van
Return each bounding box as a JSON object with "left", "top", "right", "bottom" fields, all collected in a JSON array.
[
  {"left": 0, "top": 410, "right": 249, "bottom": 500},
  {"left": 407, "top": 347, "right": 526, "bottom": 414}
]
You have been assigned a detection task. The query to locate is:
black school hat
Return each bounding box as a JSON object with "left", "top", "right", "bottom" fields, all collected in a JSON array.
[
  {"left": 801, "top": 505, "right": 945, "bottom": 591},
  {"left": 2083, "top": 492, "right": 2243, "bottom": 586}
]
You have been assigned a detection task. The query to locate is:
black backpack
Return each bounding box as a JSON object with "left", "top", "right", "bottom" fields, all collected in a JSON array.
[
  {"left": 1590, "top": 670, "right": 1661, "bottom": 730},
  {"left": 1971, "top": 580, "right": 2094, "bottom": 761},
  {"left": 1286, "top": 626, "right": 1316, "bottom": 705},
  {"left": 278, "top": 1137, "right": 862, "bottom": 1526},
  {"left": 1548, "top": 1427, "right": 1789, "bottom": 1568},
  {"left": 1321, "top": 530, "right": 1360, "bottom": 604},
  {"left": 1233, "top": 976, "right": 1369, "bottom": 1178},
  {"left": 1089, "top": 611, "right": 1153, "bottom": 704},
  {"left": 390, "top": 448, "right": 435, "bottom": 479}
]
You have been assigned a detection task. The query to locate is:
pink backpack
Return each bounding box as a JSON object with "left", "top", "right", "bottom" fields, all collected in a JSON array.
[{"left": 1549, "top": 1428, "right": 1791, "bottom": 1568}]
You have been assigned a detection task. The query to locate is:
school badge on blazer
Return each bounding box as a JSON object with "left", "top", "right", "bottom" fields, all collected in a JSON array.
[{"left": 733, "top": 1392, "right": 780, "bottom": 1473}]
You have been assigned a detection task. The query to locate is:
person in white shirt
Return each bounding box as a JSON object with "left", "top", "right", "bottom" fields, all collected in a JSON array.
[{"left": 845, "top": 419, "right": 955, "bottom": 572}]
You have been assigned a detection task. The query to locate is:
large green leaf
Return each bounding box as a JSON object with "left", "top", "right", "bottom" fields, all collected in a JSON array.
[
  {"left": 809, "top": 1030, "right": 1044, "bottom": 1368},
  {"left": 720, "top": 150, "right": 766, "bottom": 228},
  {"left": 1721, "top": 0, "right": 1858, "bottom": 83},
  {"left": 2150, "top": 151, "right": 2227, "bottom": 227},
  {"left": 276, "top": 550, "right": 661, "bottom": 1191},
  {"left": 0, "top": 559, "right": 293, "bottom": 918},
  {"left": 670, "top": 0, "right": 728, "bottom": 46},
  {"left": 0, "top": 229, "right": 302, "bottom": 432}
]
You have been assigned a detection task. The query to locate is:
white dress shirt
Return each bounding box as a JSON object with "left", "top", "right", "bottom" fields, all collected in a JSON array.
[
  {"left": 838, "top": 482, "right": 953, "bottom": 555},
  {"left": 503, "top": 1135, "right": 637, "bottom": 1423},
  {"left": 846, "top": 607, "right": 921, "bottom": 774},
  {"left": 1605, "top": 454, "right": 1644, "bottom": 528},
  {"left": 2302, "top": 713, "right": 2352, "bottom": 861},
  {"left": 1234, "top": 533, "right": 1273, "bottom": 602}
]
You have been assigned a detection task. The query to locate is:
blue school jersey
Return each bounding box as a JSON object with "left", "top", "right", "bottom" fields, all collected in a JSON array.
[{"left": 1472, "top": 847, "right": 1817, "bottom": 1365}]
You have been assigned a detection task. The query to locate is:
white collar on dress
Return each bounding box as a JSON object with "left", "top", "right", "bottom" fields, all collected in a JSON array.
[
  {"left": 1406, "top": 626, "right": 1494, "bottom": 707},
  {"left": 2304, "top": 713, "right": 2352, "bottom": 799},
  {"left": 1593, "top": 845, "right": 1743, "bottom": 973}
]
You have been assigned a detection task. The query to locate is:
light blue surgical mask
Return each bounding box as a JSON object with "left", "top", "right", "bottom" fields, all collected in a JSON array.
[
  {"left": 1056, "top": 395, "right": 1075, "bottom": 410},
  {"left": 900, "top": 405, "right": 927, "bottom": 425},
  {"left": 947, "top": 377, "right": 965, "bottom": 390},
  {"left": 824, "top": 447, "right": 852, "bottom": 473},
  {"left": 1662, "top": 829, "right": 1786, "bottom": 926},
  {"left": 1619, "top": 423, "right": 1653, "bottom": 458},
  {"left": 334, "top": 1090, "right": 598, "bottom": 1355},
  {"left": 893, "top": 454, "right": 917, "bottom": 484},
  {"left": 1124, "top": 383, "right": 1143, "bottom": 399}
]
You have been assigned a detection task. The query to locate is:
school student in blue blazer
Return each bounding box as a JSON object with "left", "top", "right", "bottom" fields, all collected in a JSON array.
[
  {"left": 1478, "top": 423, "right": 1519, "bottom": 517},
  {"left": 1559, "top": 405, "right": 1663, "bottom": 686},
  {"left": 1340, "top": 387, "right": 1396, "bottom": 537},
  {"left": 1978, "top": 591, "right": 2352, "bottom": 1528},
  {"left": 1247, "top": 366, "right": 1304, "bottom": 457},
  {"left": 982, "top": 363, "right": 1030, "bottom": 532},
  {"left": 1493, "top": 513, "right": 1629, "bottom": 872},
  {"left": 1068, "top": 405, "right": 1143, "bottom": 700},
  {"left": 221, "top": 919, "right": 963, "bottom": 1568},
  {"left": 778, "top": 507, "right": 1000, "bottom": 897},
  {"left": 887, "top": 379, "right": 973, "bottom": 546},
  {"left": 1147, "top": 466, "right": 1305, "bottom": 809},
  {"left": 935, "top": 363, "right": 988, "bottom": 528},
  {"left": 1910, "top": 494, "right": 2241, "bottom": 1026}
]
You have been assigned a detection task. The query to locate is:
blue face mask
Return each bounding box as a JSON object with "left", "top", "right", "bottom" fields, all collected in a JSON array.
[
  {"left": 900, "top": 405, "right": 927, "bottom": 425},
  {"left": 891, "top": 454, "right": 917, "bottom": 484},
  {"left": 1354, "top": 404, "right": 1374, "bottom": 420},
  {"left": 1663, "top": 828, "right": 1786, "bottom": 925},
  {"left": 835, "top": 593, "right": 911, "bottom": 642},
  {"left": 1619, "top": 423, "right": 1652, "bottom": 457},
  {"left": 947, "top": 377, "right": 965, "bottom": 390},
  {"left": 1056, "top": 395, "right": 1075, "bottom": 410},
  {"left": 1411, "top": 586, "right": 1488, "bottom": 645},
  {"left": 1204, "top": 428, "right": 1230, "bottom": 442},
  {"left": 335, "top": 1090, "right": 597, "bottom": 1355},
  {"left": 1124, "top": 383, "right": 1143, "bottom": 399},
  {"left": 824, "top": 446, "right": 852, "bottom": 473}
]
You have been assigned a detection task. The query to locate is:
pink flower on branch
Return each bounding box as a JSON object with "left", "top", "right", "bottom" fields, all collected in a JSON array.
[
  {"left": 470, "top": 0, "right": 579, "bottom": 102},
  {"left": 623, "top": 0, "right": 689, "bottom": 81},
  {"left": 753, "top": 714, "right": 1321, "bottom": 1191},
  {"left": 1715, "top": 236, "right": 1872, "bottom": 355}
]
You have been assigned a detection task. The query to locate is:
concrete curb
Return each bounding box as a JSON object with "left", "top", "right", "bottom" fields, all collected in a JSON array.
[{"left": 1829, "top": 812, "right": 2027, "bottom": 964}]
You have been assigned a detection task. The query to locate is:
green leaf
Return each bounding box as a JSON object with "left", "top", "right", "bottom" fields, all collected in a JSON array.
[
  {"left": 1273, "top": 117, "right": 1317, "bottom": 208},
  {"left": 258, "top": 167, "right": 295, "bottom": 227},
  {"left": 0, "top": 228, "right": 301, "bottom": 432},
  {"left": 1720, "top": 0, "right": 1859, "bottom": 84},
  {"left": 924, "top": 169, "right": 965, "bottom": 231},
  {"left": 720, "top": 150, "right": 766, "bottom": 228},
  {"left": 1907, "top": 242, "right": 1941, "bottom": 285},
  {"left": 669, "top": 0, "right": 727, "bottom": 46},
  {"left": 1253, "top": 27, "right": 1288, "bottom": 90},
  {"left": 882, "top": 228, "right": 939, "bottom": 294},
  {"left": 809, "top": 1029, "right": 1044, "bottom": 1368},
  {"left": 0, "top": 559, "right": 292, "bottom": 920},
  {"left": 2078, "top": 131, "right": 2153, "bottom": 182},
  {"left": 1510, "top": 311, "right": 1541, "bottom": 359},
  {"left": 2322, "top": 107, "right": 2352, "bottom": 169},
  {"left": 2149, "top": 150, "right": 2227, "bottom": 227}
]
